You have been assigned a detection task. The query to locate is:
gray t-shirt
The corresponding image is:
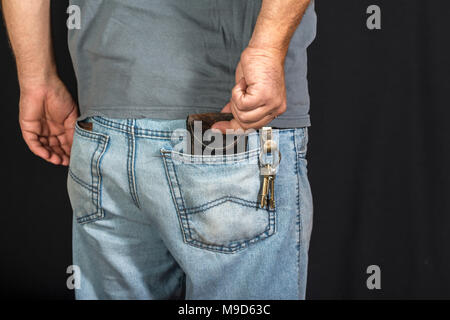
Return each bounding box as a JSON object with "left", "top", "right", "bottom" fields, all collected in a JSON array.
[{"left": 68, "top": 0, "right": 316, "bottom": 128}]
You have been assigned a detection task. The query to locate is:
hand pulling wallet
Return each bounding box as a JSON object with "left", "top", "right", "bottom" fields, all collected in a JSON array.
[{"left": 186, "top": 113, "right": 248, "bottom": 155}]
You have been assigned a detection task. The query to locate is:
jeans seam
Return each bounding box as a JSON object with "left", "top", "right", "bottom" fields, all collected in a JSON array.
[
  {"left": 127, "top": 120, "right": 141, "bottom": 209},
  {"left": 294, "top": 131, "right": 302, "bottom": 299}
]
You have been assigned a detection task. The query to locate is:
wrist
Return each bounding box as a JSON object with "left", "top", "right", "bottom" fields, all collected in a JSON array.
[
  {"left": 242, "top": 45, "right": 287, "bottom": 67},
  {"left": 18, "top": 67, "right": 59, "bottom": 92},
  {"left": 248, "top": 16, "right": 292, "bottom": 60}
]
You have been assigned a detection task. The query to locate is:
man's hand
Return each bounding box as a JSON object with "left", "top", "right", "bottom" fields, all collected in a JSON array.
[
  {"left": 2, "top": 0, "right": 79, "bottom": 165},
  {"left": 212, "top": 46, "right": 287, "bottom": 132},
  {"left": 212, "top": 0, "right": 311, "bottom": 132},
  {"left": 19, "top": 78, "right": 78, "bottom": 166}
]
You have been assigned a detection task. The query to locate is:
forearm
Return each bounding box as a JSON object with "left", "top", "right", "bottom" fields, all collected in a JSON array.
[
  {"left": 2, "top": 0, "right": 56, "bottom": 88},
  {"left": 250, "top": 0, "right": 311, "bottom": 58}
]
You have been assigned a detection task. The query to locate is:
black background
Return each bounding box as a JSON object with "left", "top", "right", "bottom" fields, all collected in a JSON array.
[{"left": 1, "top": 0, "right": 449, "bottom": 299}]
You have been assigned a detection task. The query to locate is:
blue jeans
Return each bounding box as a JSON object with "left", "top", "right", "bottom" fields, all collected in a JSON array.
[{"left": 68, "top": 117, "right": 313, "bottom": 299}]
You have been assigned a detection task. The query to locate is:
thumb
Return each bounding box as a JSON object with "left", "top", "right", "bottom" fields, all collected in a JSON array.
[
  {"left": 212, "top": 102, "right": 233, "bottom": 132},
  {"left": 212, "top": 78, "right": 247, "bottom": 133},
  {"left": 211, "top": 102, "right": 232, "bottom": 132},
  {"left": 211, "top": 118, "right": 242, "bottom": 134}
]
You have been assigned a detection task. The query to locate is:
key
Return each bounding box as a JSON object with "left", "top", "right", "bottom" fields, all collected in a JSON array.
[
  {"left": 260, "top": 171, "right": 270, "bottom": 209},
  {"left": 259, "top": 127, "right": 281, "bottom": 209},
  {"left": 269, "top": 174, "right": 276, "bottom": 209}
]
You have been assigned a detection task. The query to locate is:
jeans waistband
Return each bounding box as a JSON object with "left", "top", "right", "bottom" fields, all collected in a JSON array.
[{"left": 84, "top": 116, "right": 308, "bottom": 151}]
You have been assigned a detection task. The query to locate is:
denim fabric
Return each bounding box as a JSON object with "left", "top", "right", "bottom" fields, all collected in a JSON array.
[{"left": 68, "top": 117, "right": 313, "bottom": 300}]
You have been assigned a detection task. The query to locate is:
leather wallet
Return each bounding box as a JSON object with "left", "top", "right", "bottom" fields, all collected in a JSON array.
[{"left": 186, "top": 112, "right": 248, "bottom": 155}]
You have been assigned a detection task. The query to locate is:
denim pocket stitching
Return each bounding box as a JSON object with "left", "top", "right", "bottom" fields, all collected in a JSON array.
[
  {"left": 71, "top": 123, "right": 110, "bottom": 224},
  {"left": 161, "top": 149, "right": 276, "bottom": 254},
  {"left": 161, "top": 150, "right": 193, "bottom": 243},
  {"left": 185, "top": 215, "right": 276, "bottom": 254},
  {"left": 68, "top": 169, "right": 95, "bottom": 193},
  {"left": 166, "top": 148, "right": 260, "bottom": 164},
  {"left": 185, "top": 196, "right": 261, "bottom": 215}
]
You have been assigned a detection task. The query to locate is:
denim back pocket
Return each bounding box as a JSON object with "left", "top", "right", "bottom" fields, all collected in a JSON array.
[
  {"left": 67, "top": 122, "right": 110, "bottom": 224},
  {"left": 161, "top": 148, "right": 276, "bottom": 254}
]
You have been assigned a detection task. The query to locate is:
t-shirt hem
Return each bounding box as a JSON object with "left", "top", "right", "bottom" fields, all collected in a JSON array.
[{"left": 78, "top": 106, "right": 311, "bottom": 128}]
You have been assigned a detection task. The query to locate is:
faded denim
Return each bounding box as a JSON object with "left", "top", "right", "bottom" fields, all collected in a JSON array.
[{"left": 68, "top": 117, "right": 313, "bottom": 300}]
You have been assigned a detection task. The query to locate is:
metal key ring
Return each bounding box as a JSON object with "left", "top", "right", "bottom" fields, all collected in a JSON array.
[{"left": 259, "top": 146, "right": 282, "bottom": 175}]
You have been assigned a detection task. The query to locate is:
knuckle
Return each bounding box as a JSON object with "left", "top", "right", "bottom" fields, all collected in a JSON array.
[{"left": 231, "top": 92, "right": 241, "bottom": 104}]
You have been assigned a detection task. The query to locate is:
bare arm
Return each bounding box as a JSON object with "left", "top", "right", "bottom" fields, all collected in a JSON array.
[
  {"left": 2, "top": 0, "right": 78, "bottom": 165},
  {"left": 3, "top": 0, "right": 56, "bottom": 87},
  {"left": 250, "top": 0, "right": 311, "bottom": 57},
  {"left": 213, "top": 0, "right": 311, "bottom": 132}
]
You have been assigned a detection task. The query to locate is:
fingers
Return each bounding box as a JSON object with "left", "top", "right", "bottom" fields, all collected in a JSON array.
[
  {"left": 212, "top": 99, "right": 244, "bottom": 133},
  {"left": 232, "top": 103, "right": 274, "bottom": 124},
  {"left": 212, "top": 96, "right": 282, "bottom": 133},
  {"left": 63, "top": 106, "right": 79, "bottom": 157},
  {"left": 51, "top": 143, "right": 70, "bottom": 166},
  {"left": 44, "top": 147, "right": 68, "bottom": 166},
  {"left": 48, "top": 153, "right": 63, "bottom": 166},
  {"left": 22, "top": 131, "right": 51, "bottom": 161},
  {"left": 50, "top": 136, "right": 70, "bottom": 166},
  {"left": 229, "top": 78, "right": 286, "bottom": 127},
  {"left": 212, "top": 103, "right": 280, "bottom": 133},
  {"left": 22, "top": 130, "right": 70, "bottom": 166},
  {"left": 18, "top": 81, "right": 78, "bottom": 166},
  {"left": 241, "top": 113, "right": 277, "bottom": 130},
  {"left": 59, "top": 133, "right": 74, "bottom": 157},
  {"left": 231, "top": 78, "right": 264, "bottom": 112},
  {"left": 25, "top": 134, "right": 63, "bottom": 165}
]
